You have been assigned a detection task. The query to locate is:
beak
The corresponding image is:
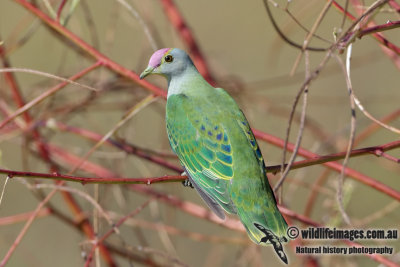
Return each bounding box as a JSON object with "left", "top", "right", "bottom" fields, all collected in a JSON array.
[{"left": 139, "top": 66, "right": 154, "bottom": 79}]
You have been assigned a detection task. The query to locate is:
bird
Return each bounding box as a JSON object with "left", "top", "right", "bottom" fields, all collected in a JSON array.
[{"left": 140, "top": 48, "right": 289, "bottom": 264}]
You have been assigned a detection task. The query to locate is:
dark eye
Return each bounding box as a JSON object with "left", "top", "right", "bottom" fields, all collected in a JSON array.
[{"left": 164, "top": 55, "right": 173, "bottom": 63}]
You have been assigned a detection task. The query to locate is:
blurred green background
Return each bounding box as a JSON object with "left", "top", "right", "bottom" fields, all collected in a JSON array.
[{"left": 0, "top": 0, "right": 399, "bottom": 266}]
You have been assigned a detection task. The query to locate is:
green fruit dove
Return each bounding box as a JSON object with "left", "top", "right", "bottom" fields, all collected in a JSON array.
[{"left": 140, "top": 48, "right": 289, "bottom": 263}]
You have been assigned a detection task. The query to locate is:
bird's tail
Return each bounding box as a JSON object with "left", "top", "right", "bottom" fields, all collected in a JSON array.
[
  {"left": 236, "top": 188, "right": 289, "bottom": 264},
  {"left": 254, "top": 222, "right": 288, "bottom": 264}
]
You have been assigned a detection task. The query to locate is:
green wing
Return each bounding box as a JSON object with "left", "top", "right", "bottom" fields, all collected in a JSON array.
[
  {"left": 167, "top": 90, "right": 288, "bottom": 248},
  {"left": 166, "top": 94, "right": 237, "bottom": 218},
  {"left": 215, "top": 88, "right": 265, "bottom": 166}
]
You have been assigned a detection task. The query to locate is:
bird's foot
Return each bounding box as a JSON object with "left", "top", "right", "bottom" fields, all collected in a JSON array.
[
  {"left": 182, "top": 178, "right": 194, "bottom": 188},
  {"left": 181, "top": 172, "right": 194, "bottom": 188},
  {"left": 254, "top": 223, "right": 288, "bottom": 264}
]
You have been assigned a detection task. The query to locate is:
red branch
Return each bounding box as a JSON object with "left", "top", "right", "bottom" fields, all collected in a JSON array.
[
  {"left": 57, "top": 0, "right": 68, "bottom": 21},
  {"left": 13, "top": 0, "right": 166, "bottom": 98},
  {"left": 0, "top": 37, "right": 55, "bottom": 171},
  {"left": 0, "top": 43, "right": 29, "bottom": 123},
  {"left": 84, "top": 200, "right": 153, "bottom": 267},
  {"left": 253, "top": 130, "right": 400, "bottom": 201},
  {"left": 332, "top": 0, "right": 400, "bottom": 55},
  {"left": 0, "top": 208, "right": 51, "bottom": 226},
  {"left": 389, "top": 0, "right": 400, "bottom": 12},
  {"left": 160, "top": 0, "right": 215, "bottom": 85},
  {"left": 50, "top": 120, "right": 183, "bottom": 172},
  {"left": 3, "top": 136, "right": 399, "bottom": 199},
  {"left": 359, "top": 20, "right": 400, "bottom": 38},
  {"left": 355, "top": 108, "right": 400, "bottom": 144},
  {"left": 2, "top": 138, "right": 399, "bottom": 199},
  {"left": 266, "top": 140, "right": 400, "bottom": 172},
  {"left": 1, "top": 19, "right": 117, "bottom": 267},
  {"left": 0, "top": 168, "right": 185, "bottom": 184},
  {"left": 0, "top": 61, "right": 102, "bottom": 130}
]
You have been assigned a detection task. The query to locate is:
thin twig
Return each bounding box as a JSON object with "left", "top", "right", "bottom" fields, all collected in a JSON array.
[
  {"left": 303, "top": 169, "right": 332, "bottom": 218},
  {"left": 352, "top": 94, "right": 400, "bottom": 135},
  {"left": 0, "top": 208, "right": 51, "bottom": 226},
  {"left": 0, "top": 176, "right": 10, "bottom": 208},
  {"left": 353, "top": 200, "right": 399, "bottom": 226},
  {"left": 266, "top": 140, "right": 400, "bottom": 173},
  {"left": 14, "top": 0, "right": 167, "bottom": 97},
  {"left": 57, "top": 0, "right": 68, "bottom": 21},
  {"left": 1, "top": 34, "right": 117, "bottom": 267},
  {"left": 334, "top": 47, "right": 356, "bottom": 225},
  {"left": 84, "top": 199, "right": 154, "bottom": 267},
  {"left": 46, "top": 120, "right": 182, "bottom": 172},
  {"left": 0, "top": 63, "right": 101, "bottom": 130},
  {"left": 68, "top": 94, "right": 157, "bottom": 173},
  {"left": 290, "top": 0, "right": 333, "bottom": 75},
  {"left": 341, "top": 0, "right": 350, "bottom": 29},
  {"left": 333, "top": 0, "right": 400, "bottom": 55},
  {"left": 355, "top": 109, "right": 400, "bottom": 144},
  {"left": 284, "top": 9, "right": 332, "bottom": 44},
  {"left": 115, "top": 0, "right": 159, "bottom": 50},
  {"left": 262, "top": 0, "right": 328, "bottom": 52},
  {"left": 349, "top": 0, "right": 400, "bottom": 69},
  {"left": 25, "top": 183, "right": 114, "bottom": 226},
  {"left": 0, "top": 67, "right": 99, "bottom": 91},
  {"left": 254, "top": 130, "right": 400, "bottom": 201},
  {"left": 280, "top": 50, "right": 333, "bottom": 189},
  {"left": 0, "top": 188, "right": 57, "bottom": 267},
  {"left": 109, "top": 214, "right": 248, "bottom": 244},
  {"left": 274, "top": 51, "right": 310, "bottom": 192}
]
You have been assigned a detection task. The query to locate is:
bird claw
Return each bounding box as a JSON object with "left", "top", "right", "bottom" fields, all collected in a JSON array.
[
  {"left": 182, "top": 178, "right": 194, "bottom": 188},
  {"left": 181, "top": 171, "right": 194, "bottom": 188}
]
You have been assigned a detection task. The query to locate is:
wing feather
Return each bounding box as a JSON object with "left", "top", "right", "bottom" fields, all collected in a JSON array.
[{"left": 167, "top": 94, "right": 237, "bottom": 215}]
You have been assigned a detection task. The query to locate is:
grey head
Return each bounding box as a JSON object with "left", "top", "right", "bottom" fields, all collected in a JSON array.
[{"left": 139, "top": 48, "right": 196, "bottom": 81}]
